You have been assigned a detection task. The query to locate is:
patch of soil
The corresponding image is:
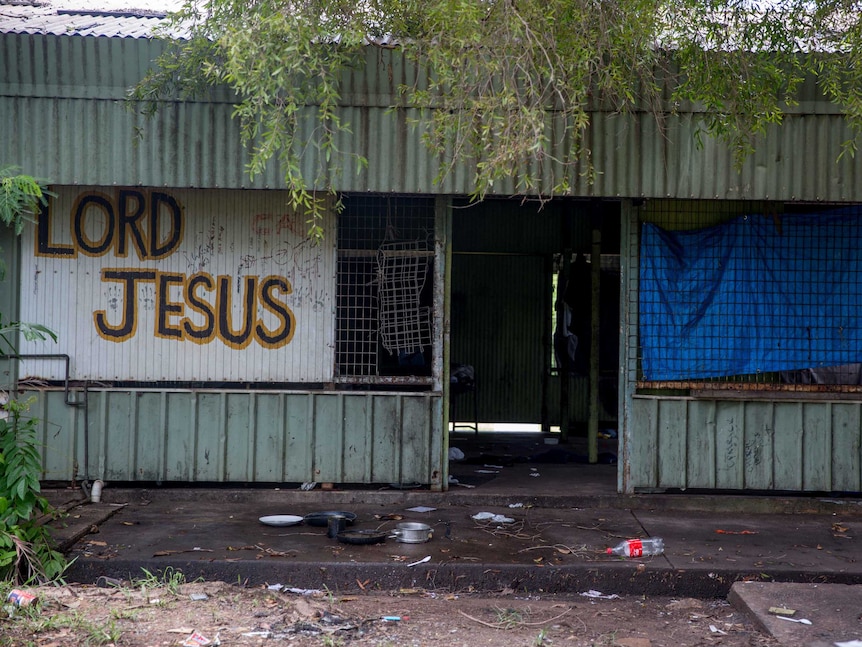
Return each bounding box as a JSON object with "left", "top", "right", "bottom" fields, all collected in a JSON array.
[{"left": 1, "top": 580, "right": 779, "bottom": 647}]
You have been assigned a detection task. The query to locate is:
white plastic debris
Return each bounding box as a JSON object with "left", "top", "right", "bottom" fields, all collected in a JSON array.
[
  {"left": 580, "top": 590, "right": 620, "bottom": 600},
  {"left": 407, "top": 556, "right": 431, "bottom": 567},
  {"left": 300, "top": 482, "right": 317, "bottom": 491},
  {"left": 267, "top": 584, "right": 284, "bottom": 591},
  {"left": 181, "top": 631, "right": 220, "bottom": 647},
  {"left": 471, "top": 512, "right": 515, "bottom": 523},
  {"left": 406, "top": 506, "right": 436, "bottom": 513},
  {"left": 709, "top": 625, "right": 727, "bottom": 635},
  {"left": 448, "top": 447, "right": 465, "bottom": 461},
  {"left": 508, "top": 503, "right": 524, "bottom": 508},
  {"left": 286, "top": 588, "right": 322, "bottom": 596}
]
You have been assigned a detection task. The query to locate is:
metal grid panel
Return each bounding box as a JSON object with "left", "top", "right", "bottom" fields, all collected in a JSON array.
[
  {"left": 336, "top": 195, "right": 436, "bottom": 379},
  {"left": 636, "top": 199, "right": 862, "bottom": 392}
]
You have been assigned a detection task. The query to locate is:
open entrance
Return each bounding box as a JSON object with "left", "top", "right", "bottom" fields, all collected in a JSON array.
[{"left": 448, "top": 199, "right": 622, "bottom": 492}]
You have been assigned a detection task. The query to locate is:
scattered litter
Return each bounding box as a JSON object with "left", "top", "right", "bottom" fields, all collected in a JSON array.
[
  {"left": 407, "top": 556, "right": 431, "bottom": 567},
  {"left": 189, "top": 593, "right": 208, "bottom": 601},
  {"left": 768, "top": 607, "right": 796, "bottom": 617},
  {"left": 715, "top": 529, "right": 758, "bottom": 535},
  {"left": 475, "top": 469, "right": 499, "bottom": 474},
  {"left": 529, "top": 472, "right": 541, "bottom": 477},
  {"left": 149, "top": 599, "right": 161, "bottom": 605},
  {"left": 835, "top": 641, "right": 862, "bottom": 647},
  {"left": 580, "top": 590, "right": 620, "bottom": 600},
  {"left": 267, "top": 584, "right": 284, "bottom": 591},
  {"left": 776, "top": 616, "right": 812, "bottom": 625},
  {"left": 508, "top": 503, "right": 524, "bottom": 508},
  {"left": 286, "top": 588, "right": 323, "bottom": 596},
  {"left": 709, "top": 625, "right": 727, "bottom": 635},
  {"left": 153, "top": 548, "right": 213, "bottom": 557},
  {"left": 300, "top": 482, "right": 317, "bottom": 491},
  {"left": 382, "top": 616, "right": 409, "bottom": 622},
  {"left": 471, "top": 512, "right": 514, "bottom": 523},
  {"left": 448, "top": 476, "right": 459, "bottom": 484},
  {"left": 483, "top": 464, "right": 504, "bottom": 470},
  {"left": 180, "top": 630, "right": 220, "bottom": 646},
  {"left": 95, "top": 576, "right": 122, "bottom": 588},
  {"left": 448, "top": 447, "right": 465, "bottom": 461},
  {"left": 406, "top": 506, "right": 436, "bottom": 513},
  {"left": 6, "top": 589, "right": 36, "bottom": 607}
]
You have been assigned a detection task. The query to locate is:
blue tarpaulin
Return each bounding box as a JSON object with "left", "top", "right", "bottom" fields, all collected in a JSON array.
[{"left": 639, "top": 208, "right": 862, "bottom": 381}]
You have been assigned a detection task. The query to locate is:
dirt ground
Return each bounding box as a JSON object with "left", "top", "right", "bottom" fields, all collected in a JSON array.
[{"left": 0, "top": 578, "right": 779, "bottom": 647}]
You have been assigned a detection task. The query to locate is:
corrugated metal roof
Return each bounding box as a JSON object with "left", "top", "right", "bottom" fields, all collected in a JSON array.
[
  {"left": 4, "top": 28, "right": 862, "bottom": 200},
  {"left": 0, "top": 0, "right": 173, "bottom": 38}
]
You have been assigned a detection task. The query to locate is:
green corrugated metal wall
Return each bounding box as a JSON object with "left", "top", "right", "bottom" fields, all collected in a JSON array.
[
  {"left": 628, "top": 397, "right": 862, "bottom": 492},
  {"left": 28, "top": 389, "right": 442, "bottom": 485},
  {"left": 5, "top": 32, "right": 862, "bottom": 200}
]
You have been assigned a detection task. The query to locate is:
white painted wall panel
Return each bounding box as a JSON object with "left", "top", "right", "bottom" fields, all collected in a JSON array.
[{"left": 19, "top": 188, "right": 336, "bottom": 382}]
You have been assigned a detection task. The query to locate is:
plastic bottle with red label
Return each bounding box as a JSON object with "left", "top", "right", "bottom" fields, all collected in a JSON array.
[{"left": 606, "top": 537, "right": 664, "bottom": 557}]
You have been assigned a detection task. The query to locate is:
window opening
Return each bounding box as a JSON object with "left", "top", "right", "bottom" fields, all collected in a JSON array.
[{"left": 336, "top": 195, "right": 435, "bottom": 382}]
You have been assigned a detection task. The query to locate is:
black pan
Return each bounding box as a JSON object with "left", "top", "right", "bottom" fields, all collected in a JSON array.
[
  {"left": 337, "top": 529, "right": 387, "bottom": 545},
  {"left": 303, "top": 511, "right": 357, "bottom": 527}
]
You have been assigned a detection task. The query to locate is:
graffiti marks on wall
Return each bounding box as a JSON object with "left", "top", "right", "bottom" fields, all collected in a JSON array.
[{"left": 20, "top": 188, "right": 335, "bottom": 382}]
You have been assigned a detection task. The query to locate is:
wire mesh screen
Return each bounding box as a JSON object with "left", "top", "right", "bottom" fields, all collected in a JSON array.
[
  {"left": 637, "top": 200, "right": 862, "bottom": 391},
  {"left": 336, "top": 195, "right": 436, "bottom": 379}
]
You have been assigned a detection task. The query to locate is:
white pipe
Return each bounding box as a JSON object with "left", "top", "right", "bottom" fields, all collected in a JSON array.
[{"left": 90, "top": 479, "right": 104, "bottom": 503}]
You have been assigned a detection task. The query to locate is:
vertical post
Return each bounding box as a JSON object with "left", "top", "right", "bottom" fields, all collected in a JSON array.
[
  {"left": 435, "top": 196, "right": 452, "bottom": 491},
  {"left": 558, "top": 249, "right": 571, "bottom": 443},
  {"left": 618, "top": 200, "right": 636, "bottom": 493},
  {"left": 588, "top": 219, "right": 601, "bottom": 464},
  {"left": 540, "top": 254, "right": 552, "bottom": 432}
]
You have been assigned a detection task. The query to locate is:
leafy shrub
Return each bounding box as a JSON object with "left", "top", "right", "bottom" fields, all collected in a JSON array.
[{"left": 0, "top": 398, "right": 67, "bottom": 583}]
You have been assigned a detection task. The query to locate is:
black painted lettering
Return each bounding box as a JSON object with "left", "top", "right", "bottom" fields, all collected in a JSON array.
[
  {"left": 117, "top": 190, "right": 149, "bottom": 259},
  {"left": 35, "top": 205, "right": 74, "bottom": 257},
  {"left": 93, "top": 269, "right": 157, "bottom": 341},
  {"left": 150, "top": 192, "right": 183, "bottom": 259},
  {"left": 156, "top": 272, "right": 184, "bottom": 339},
  {"left": 217, "top": 275, "right": 256, "bottom": 349},
  {"left": 182, "top": 273, "right": 216, "bottom": 342},
  {"left": 256, "top": 276, "right": 294, "bottom": 348},
  {"left": 74, "top": 194, "right": 114, "bottom": 256}
]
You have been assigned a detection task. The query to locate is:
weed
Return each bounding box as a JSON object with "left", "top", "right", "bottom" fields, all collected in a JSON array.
[
  {"left": 592, "top": 631, "right": 618, "bottom": 646},
  {"left": 535, "top": 628, "right": 548, "bottom": 646},
  {"left": 109, "top": 607, "right": 140, "bottom": 621},
  {"left": 494, "top": 607, "right": 525, "bottom": 629},
  {"left": 10, "top": 611, "right": 122, "bottom": 647},
  {"left": 134, "top": 566, "right": 187, "bottom": 595},
  {"left": 0, "top": 399, "right": 68, "bottom": 584}
]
